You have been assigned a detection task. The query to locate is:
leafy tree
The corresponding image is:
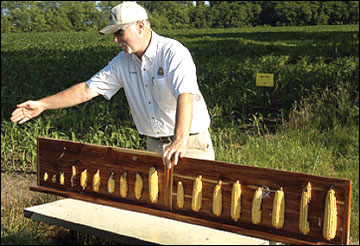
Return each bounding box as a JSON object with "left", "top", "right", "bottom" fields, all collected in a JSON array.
[
  {"left": 1, "top": 1, "right": 359, "bottom": 33},
  {"left": 31, "top": 5, "right": 50, "bottom": 32},
  {"left": 190, "top": 3, "right": 211, "bottom": 28},
  {"left": 148, "top": 10, "right": 171, "bottom": 30},
  {"left": 347, "top": 1, "right": 359, "bottom": 24}
]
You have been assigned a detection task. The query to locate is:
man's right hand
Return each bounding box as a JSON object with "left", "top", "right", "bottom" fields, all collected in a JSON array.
[{"left": 10, "top": 100, "right": 45, "bottom": 124}]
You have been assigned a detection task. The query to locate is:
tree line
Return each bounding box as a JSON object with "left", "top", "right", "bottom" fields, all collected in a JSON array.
[{"left": 1, "top": 1, "right": 359, "bottom": 33}]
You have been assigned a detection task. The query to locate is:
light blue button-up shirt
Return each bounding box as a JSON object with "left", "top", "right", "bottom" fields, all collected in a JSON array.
[{"left": 86, "top": 31, "right": 210, "bottom": 138}]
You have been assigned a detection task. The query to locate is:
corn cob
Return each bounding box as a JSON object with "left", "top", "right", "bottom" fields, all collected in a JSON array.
[
  {"left": 191, "top": 175, "right": 202, "bottom": 212},
  {"left": 231, "top": 180, "right": 242, "bottom": 222},
  {"left": 251, "top": 187, "right": 263, "bottom": 224},
  {"left": 134, "top": 173, "right": 143, "bottom": 200},
  {"left": 177, "top": 181, "right": 184, "bottom": 208},
  {"left": 59, "top": 172, "right": 65, "bottom": 185},
  {"left": 148, "top": 167, "right": 159, "bottom": 203},
  {"left": 71, "top": 165, "right": 76, "bottom": 187},
  {"left": 299, "top": 182, "right": 312, "bottom": 235},
  {"left": 80, "top": 169, "right": 88, "bottom": 190},
  {"left": 43, "top": 172, "right": 48, "bottom": 182},
  {"left": 92, "top": 169, "right": 101, "bottom": 193},
  {"left": 107, "top": 172, "right": 115, "bottom": 194},
  {"left": 323, "top": 188, "right": 337, "bottom": 240},
  {"left": 119, "top": 172, "right": 128, "bottom": 198},
  {"left": 272, "top": 187, "right": 285, "bottom": 229},
  {"left": 212, "top": 180, "right": 223, "bottom": 217},
  {"left": 52, "top": 174, "right": 56, "bottom": 183}
]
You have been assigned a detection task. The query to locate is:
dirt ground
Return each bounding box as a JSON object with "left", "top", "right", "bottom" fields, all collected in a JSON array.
[{"left": 1, "top": 172, "right": 45, "bottom": 206}]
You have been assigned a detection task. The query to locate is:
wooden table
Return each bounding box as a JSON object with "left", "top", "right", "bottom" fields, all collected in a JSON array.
[{"left": 24, "top": 198, "right": 269, "bottom": 245}]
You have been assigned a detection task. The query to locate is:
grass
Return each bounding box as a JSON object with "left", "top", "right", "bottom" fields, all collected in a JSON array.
[
  {"left": 2, "top": 114, "right": 358, "bottom": 245},
  {"left": 211, "top": 80, "right": 359, "bottom": 244},
  {"left": 2, "top": 121, "right": 358, "bottom": 244},
  {"left": 212, "top": 125, "right": 359, "bottom": 244},
  {"left": 1, "top": 25, "right": 359, "bottom": 245}
]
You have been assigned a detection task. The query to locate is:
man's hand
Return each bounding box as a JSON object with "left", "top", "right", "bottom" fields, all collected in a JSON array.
[
  {"left": 10, "top": 82, "right": 99, "bottom": 125},
  {"left": 162, "top": 135, "right": 189, "bottom": 169},
  {"left": 10, "top": 100, "right": 46, "bottom": 124},
  {"left": 162, "top": 93, "right": 193, "bottom": 169}
]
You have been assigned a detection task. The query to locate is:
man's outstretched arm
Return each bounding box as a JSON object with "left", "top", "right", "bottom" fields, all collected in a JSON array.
[{"left": 10, "top": 82, "right": 99, "bottom": 124}]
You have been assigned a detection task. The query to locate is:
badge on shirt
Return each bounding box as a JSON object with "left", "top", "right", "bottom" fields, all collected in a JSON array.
[{"left": 157, "top": 67, "right": 164, "bottom": 76}]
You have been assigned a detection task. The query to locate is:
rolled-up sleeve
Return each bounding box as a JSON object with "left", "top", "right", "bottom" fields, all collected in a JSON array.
[{"left": 86, "top": 55, "right": 123, "bottom": 100}]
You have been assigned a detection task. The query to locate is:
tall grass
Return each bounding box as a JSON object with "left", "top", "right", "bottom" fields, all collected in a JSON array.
[
  {"left": 1, "top": 26, "right": 358, "bottom": 244},
  {"left": 212, "top": 80, "right": 359, "bottom": 244}
]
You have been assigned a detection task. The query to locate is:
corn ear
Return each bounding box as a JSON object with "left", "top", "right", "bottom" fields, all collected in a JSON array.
[
  {"left": 191, "top": 175, "right": 202, "bottom": 212},
  {"left": 43, "top": 172, "right": 48, "bottom": 182},
  {"left": 92, "top": 169, "right": 101, "bottom": 193},
  {"left": 299, "top": 182, "right": 312, "bottom": 235},
  {"left": 323, "top": 188, "right": 337, "bottom": 240},
  {"left": 212, "top": 180, "right": 223, "bottom": 217},
  {"left": 71, "top": 165, "right": 76, "bottom": 187},
  {"left": 120, "top": 172, "right": 128, "bottom": 198},
  {"left": 107, "top": 172, "right": 115, "bottom": 194},
  {"left": 134, "top": 173, "right": 143, "bottom": 200},
  {"left": 148, "top": 167, "right": 159, "bottom": 203},
  {"left": 80, "top": 169, "right": 88, "bottom": 190},
  {"left": 251, "top": 187, "right": 263, "bottom": 224},
  {"left": 177, "top": 181, "right": 184, "bottom": 208},
  {"left": 272, "top": 187, "right": 285, "bottom": 229},
  {"left": 231, "top": 180, "right": 242, "bottom": 222},
  {"left": 52, "top": 174, "right": 56, "bottom": 183},
  {"left": 59, "top": 172, "right": 65, "bottom": 185}
]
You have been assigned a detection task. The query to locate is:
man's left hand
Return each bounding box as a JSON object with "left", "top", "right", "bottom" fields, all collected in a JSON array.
[{"left": 162, "top": 136, "right": 188, "bottom": 169}]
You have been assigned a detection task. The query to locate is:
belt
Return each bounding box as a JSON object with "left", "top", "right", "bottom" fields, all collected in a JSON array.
[{"left": 149, "top": 133, "right": 199, "bottom": 144}]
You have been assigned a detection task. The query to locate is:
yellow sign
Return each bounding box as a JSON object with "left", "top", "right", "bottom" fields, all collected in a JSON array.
[{"left": 256, "top": 73, "right": 274, "bottom": 87}]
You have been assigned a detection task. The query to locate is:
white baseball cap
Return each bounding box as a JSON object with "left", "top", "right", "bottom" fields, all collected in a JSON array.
[{"left": 99, "top": 2, "right": 148, "bottom": 35}]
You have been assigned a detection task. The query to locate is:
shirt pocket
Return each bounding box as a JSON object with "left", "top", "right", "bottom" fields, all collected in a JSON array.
[{"left": 152, "top": 77, "right": 174, "bottom": 103}]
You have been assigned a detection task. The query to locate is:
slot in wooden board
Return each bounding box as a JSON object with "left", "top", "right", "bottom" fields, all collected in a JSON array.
[{"left": 31, "top": 137, "right": 352, "bottom": 245}]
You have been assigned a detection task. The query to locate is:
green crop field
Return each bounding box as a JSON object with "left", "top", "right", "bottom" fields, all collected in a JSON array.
[{"left": 1, "top": 25, "right": 359, "bottom": 244}]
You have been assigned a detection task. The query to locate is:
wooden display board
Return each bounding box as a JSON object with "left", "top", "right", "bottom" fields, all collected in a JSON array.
[{"left": 31, "top": 137, "right": 352, "bottom": 245}]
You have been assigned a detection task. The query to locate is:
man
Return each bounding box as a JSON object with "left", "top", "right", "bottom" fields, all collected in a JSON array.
[{"left": 10, "top": 2, "right": 214, "bottom": 168}]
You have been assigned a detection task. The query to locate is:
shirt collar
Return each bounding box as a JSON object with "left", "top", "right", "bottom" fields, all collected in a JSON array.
[{"left": 142, "top": 31, "right": 158, "bottom": 63}]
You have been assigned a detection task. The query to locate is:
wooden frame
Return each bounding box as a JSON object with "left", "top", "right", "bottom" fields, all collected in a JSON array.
[{"left": 31, "top": 137, "right": 352, "bottom": 245}]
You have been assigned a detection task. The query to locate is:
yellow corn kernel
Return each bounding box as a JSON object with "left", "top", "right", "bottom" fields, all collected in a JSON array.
[
  {"left": 177, "top": 181, "right": 184, "bottom": 208},
  {"left": 212, "top": 180, "right": 223, "bottom": 217},
  {"left": 272, "top": 187, "right": 285, "bottom": 229},
  {"left": 43, "top": 172, "right": 48, "bottom": 182},
  {"left": 299, "top": 182, "right": 312, "bottom": 235},
  {"left": 107, "top": 172, "right": 115, "bottom": 194},
  {"left": 231, "top": 180, "right": 242, "bottom": 222},
  {"left": 51, "top": 174, "right": 56, "bottom": 183},
  {"left": 119, "top": 172, "right": 128, "bottom": 198},
  {"left": 92, "top": 169, "right": 101, "bottom": 193},
  {"left": 191, "top": 175, "right": 202, "bottom": 212},
  {"left": 59, "top": 172, "right": 65, "bottom": 185},
  {"left": 323, "top": 188, "right": 337, "bottom": 240},
  {"left": 71, "top": 165, "right": 76, "bottom": 187},
  {"left": 80, "top": 169, "right": 88, "bottom": 190},
  {"left": 251, "top": 187, "right": 263, "bottom": 225},
  {"left": 148, "top": 167, "right": 159, "bottom": 203},
  {"left": 134, "top": 173, "right": 143, "bottom": 200}
]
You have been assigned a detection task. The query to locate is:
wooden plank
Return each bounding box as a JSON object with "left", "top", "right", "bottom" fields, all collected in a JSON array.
[
  {"left": 32, "top": 137, "right": 351, "bottom": 245},
  {"left": 36, "top": 137, "right": 166, "bottom": 210},
  {"left": 171, "top": 156, "right": 352, "bottom": 245}
]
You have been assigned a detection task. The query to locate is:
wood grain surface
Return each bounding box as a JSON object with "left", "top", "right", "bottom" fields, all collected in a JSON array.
[{"left": 32, "top": 137, "right": 352, "bottom": 245}]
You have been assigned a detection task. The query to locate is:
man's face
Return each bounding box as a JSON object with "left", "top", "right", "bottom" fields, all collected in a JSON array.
[{"left": 113, "top": 22, "right": 141, "bottom": 54}]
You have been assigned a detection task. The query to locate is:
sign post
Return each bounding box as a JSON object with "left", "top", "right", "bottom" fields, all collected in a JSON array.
[{"left": 256, "top": 73, "right": 274, "bottom": 133}]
